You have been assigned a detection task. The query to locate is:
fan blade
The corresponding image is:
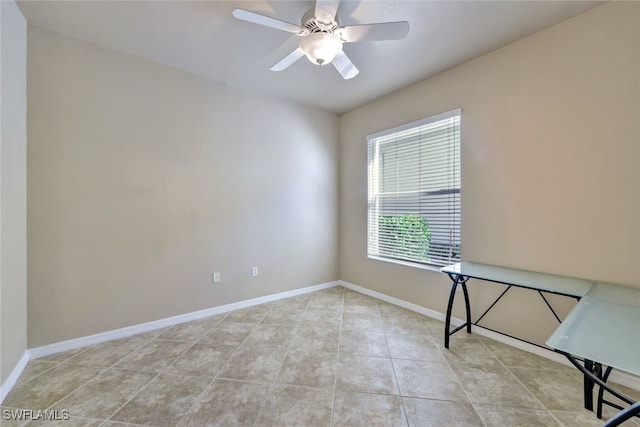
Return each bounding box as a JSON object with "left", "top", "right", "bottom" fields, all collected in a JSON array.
[
  {"left": 315, "top": 0, "right": 340, "bottom": 25},
  {"left": 271, "top": 48, "right": 306, "bottom": 71},
  {"left": 232, "top": 9, "right": 303, "bottom": 34},
  {"left": 340, "top": 21, "right": 410, "bottom": 42},
  {"left": 332, "top": 50, "right": 359, "bottom": 80}
]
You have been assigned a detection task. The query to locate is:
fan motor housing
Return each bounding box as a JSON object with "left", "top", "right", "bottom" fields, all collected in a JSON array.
[{"left": 301, "top": 9, "right": 339, "bottom": 34}]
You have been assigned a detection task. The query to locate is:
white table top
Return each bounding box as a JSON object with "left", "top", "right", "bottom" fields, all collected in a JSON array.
[
  {"left": 547, "top": 282, "right": 640, "bottom": 377},
  {"left": 441, "top": 262, "right": 594, "bottom": 297}
]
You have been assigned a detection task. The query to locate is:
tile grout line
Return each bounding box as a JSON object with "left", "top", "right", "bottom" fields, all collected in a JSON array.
[
  {"left": 379, "top": 301, "right": 411, "bottom": 427},
  {"left": 41, "top": 365, "right": 112, "bottom": 412},
  {"left": 4, "top": 360, "right": 120, "bottom": 426},
  {"left": 104, "top": 314, "right": 227, "bottom": 426},
  {"left": 177, "top": 305, "right": 276, "bottom": 427},
  {"left": 429, "top": 331, "right": 489, "bottom": 427},
  {"left": 476, "top": 337, "right": 561, "bottom": 423},
  {"left": 169, "top": 314, "right": 235, "bottom": 427},
  {"left": 100, "top": 370, "right": 163, "bottom": 426},
  {"left": 251, "top": 294, "right": 319, "bottom": 426},
  {"left": 329, "top": 287, "right": 346, "bottom": 427},
  {"left": 107, "top": 312, "right": 228, "bottom": 427}
]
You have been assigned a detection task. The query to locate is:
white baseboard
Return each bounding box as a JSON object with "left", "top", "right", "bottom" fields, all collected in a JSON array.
[
  {"left": 339, "top": 280, "right": 640, "bottom": 392},
  {"left": 339, "top": 280, "right": 448, "bottom": 322},
  {"left": 0, "top": 351, "right": 29, "bottom": 403},
  {"left": 28, "top": 280, "right": 339, "bottom": 360}
]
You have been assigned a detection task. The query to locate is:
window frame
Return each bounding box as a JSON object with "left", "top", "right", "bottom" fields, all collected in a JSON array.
[{"left": 367, "top": 108, "right": 462, "bottom": 270}]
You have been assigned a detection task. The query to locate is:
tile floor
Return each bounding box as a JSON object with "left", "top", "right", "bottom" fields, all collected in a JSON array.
[{"left": 2, "top": 286, "right": 639, "bottom": 426}]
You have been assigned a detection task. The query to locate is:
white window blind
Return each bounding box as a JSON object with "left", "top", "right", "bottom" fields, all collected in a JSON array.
[{"left": 367, "top": 109, "right": 461, "bottom": 267}]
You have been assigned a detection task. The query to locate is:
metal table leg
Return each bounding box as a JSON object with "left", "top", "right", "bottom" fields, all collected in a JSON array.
[
  {"left": 603, "top": 402, "right": 640, "bottom": 427},
  {"left": 444, "top": 273, "right": 471, "bottom": 348},
  {"left": 558, "top": 351, "right": 635, "bottom": 413}
]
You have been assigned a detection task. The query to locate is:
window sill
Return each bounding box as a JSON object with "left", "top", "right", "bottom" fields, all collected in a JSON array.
[{"left": 368, "top": 256, "right": 445, "bottom": 273}]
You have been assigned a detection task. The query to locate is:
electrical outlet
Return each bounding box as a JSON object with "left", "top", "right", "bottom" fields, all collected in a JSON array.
[
  {"left": 251, "top": 267, "right": 258, "bottom": 277},
  {"left": 213, "top": 272, "right": 221, "bottom": 283}
]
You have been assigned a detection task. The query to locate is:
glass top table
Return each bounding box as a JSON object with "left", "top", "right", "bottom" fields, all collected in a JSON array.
[
  {"left": 441, "top": 261, "right": 594, "bottom": 297},
  {"left": 441, "top": 261, "right": 639, "bottom": 421},
  {"left": 547, "top": 281, "right": 640, "bottom": 377}
]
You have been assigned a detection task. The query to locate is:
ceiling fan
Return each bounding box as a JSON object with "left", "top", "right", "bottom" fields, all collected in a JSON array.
[{"left": 232, "top": 0, "right": 410, "bottom": 80}]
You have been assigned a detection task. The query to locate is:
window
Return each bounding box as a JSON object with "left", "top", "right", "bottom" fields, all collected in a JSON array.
[{"left": 367, "top": 109, "right": 461, "bottom": 268}]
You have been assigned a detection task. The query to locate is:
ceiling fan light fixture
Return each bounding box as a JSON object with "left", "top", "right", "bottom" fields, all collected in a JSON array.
[{"left": 299, "top": 32, "right": 342, "bottom": 66}]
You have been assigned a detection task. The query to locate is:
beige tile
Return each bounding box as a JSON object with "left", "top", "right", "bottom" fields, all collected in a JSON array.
[
  {"left": 198, "top": 321, "right": 255, "bottom": 346},
  {"left": 256, "top": 384, "right": 333, "bottom": 427},
  {"left": 218, "top": 342, "right": 287, "bottom": 382},
  {"left": 376, "top": 302, "right": 419, "bottom": 318},
  {"left": 319, "top": 285, "right": 345, "bottom": 296},
  {"left": 0, "top": 408, "right": 28, "bottom": 427},
  {"left": 242, "top": 323, "right": 295, "bottom": 348},
  {"left": 419, "top": 317, "right": 449, "bottom": 337},
  {"left": 429, "top": 326, "right": 477, "bottom": 343},
  {"left": 307, "top": 294, "right": 344, "bottom": 312},
  {"left": 451, "top": 362, "right": 543, "bottom": 408},
  {"left": 50, "top": 369, "right": 155, "bottom": 419},
  {"left": 12, "top": 361, "right": 58, "bottom": 385},
  {"left": 343, "top": 290, "right": 378, "bottom": 304},
  {"left": 110, "top": 373, "right": 210, "bottom": 427},
  {"left": 479, "top": 337, "right": 572, "bottom": 371},
  {"left": 341, "top": 312, "right": 384, "bottom": 333},
  {"left": 166, "top": 342, "right": 237, "bottom": 377},
  {"left": 266, "top": 295, "right": 311, "bottom": 310},
  {"left": 336, "top": 355, "right": 399, "bottom": 395},
  {"left": 386, "top": 333, "right": 443, "bottom": 362},
  {"left": 101, "top": 422, "right": 141, "bottom": 427},
  {"left": 259, "top": 309, "right": 304, "bottom": 327},
  {"left": 180, "top": 379, "right": 269, "bottom": 427},
  {"left": 127, "top": 327, "right": 171, "bottom": 341},
  {"left": 300, "top": 308, "right": 342, "bottom": 328},
  {"left": 601, "top": 404, "right": 640, "bottom": 426},
  {"left": 600, "top": 381, "right": 640, "bottom": 413},
  {"left": 222, "top": 305, "right": 270, "bottom": 323},
  {"left": 550, "top": 410, "right": 603, "bottom": 426},
  {"left": 332, "top": 390, "right": 407, "bottom": 427},
  {"left": 600, "top": 392, "right": 640, "bottom": 427},
  {"left": 403, "top": 397, "right": 483, "bottom": 427},
  {"left": 6, "top": 287, "right": 625, "bottom": 427},
  {"left": 511, "top": 367, "right": 585, "bottom": 411},
  {"left": 34, "top": 348, "right": 89, "bottom": 364},
  {"left": 63, "top": 336, "right": 148, "bottom": 367},
  {"left": 474, "top": 404, "right": 562, "bottom": 427},
  {"left": 112, "top": 339, "right": 191, "bottom": 373},
  {"left": 289, "top": 324, "right": 340, "bottom": 353},
  {"left": 382, "top": 315, "right": 431, "bottom": 336},
  {"left": 438, "top": 338, "right": 502, "bottom": 365},
  {"left": 24, "top": 416, "right": 104, "bottom": 426},
  {"left": 2, "top": 364, "right": 103, "bottom": 411},
  {"left": 339, "top": 330, "right": 389, "bottom": 357},
  {"left": 342, "top": 300, "right": 380, "bottom": 316},
  {"left": 393, "top": 359, "right": 467, "bottom": 402},
  {"left": 275, "top": 349, "right": 337, "bottom": 388},
  {"left": 158, "top": 315, "right": 224, "bottom": 342}
]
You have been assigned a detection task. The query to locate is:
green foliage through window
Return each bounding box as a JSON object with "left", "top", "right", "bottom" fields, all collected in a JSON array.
[{"left": 378, "top": 214, "right": 431, "bottom": 262}]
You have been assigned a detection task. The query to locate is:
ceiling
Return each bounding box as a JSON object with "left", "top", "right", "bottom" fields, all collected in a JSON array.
[{"left": 17, "top": 0, "right": 603, "bottom": 114}]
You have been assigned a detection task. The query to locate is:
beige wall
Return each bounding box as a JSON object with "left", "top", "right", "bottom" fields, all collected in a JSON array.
[
  {"left": 339, "top": 2, "right": 640, "bottom": 345},
  {"left": 1, "top": 0, "right": 28, "bottom": 385},
  {"left": 27, "top": 26, "right": 339, "bottom": 347}
]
